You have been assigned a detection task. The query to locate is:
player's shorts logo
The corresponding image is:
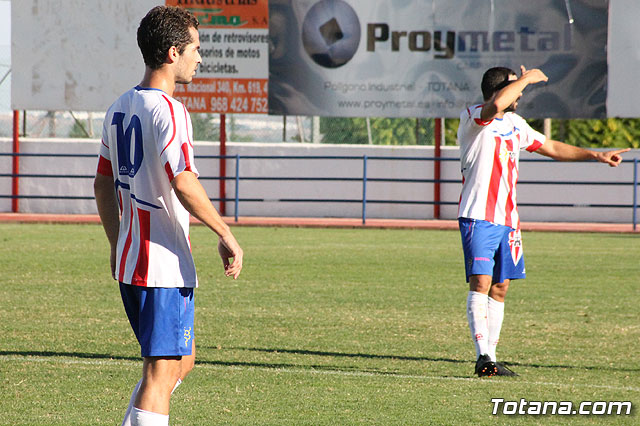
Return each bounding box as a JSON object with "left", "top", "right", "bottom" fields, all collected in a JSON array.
[
  {"left": 183, "top": 327, "right": 192, "bottom": 348},
  {"left": 508, "top": 230, "right": 523, "bottom": 265},
  {"left": 301, "top": 0, "right": 361, "bottom": 68}
]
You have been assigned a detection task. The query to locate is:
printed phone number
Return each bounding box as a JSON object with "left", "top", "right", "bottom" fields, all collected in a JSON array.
[{"left": 211, "top": 96, "right": 268, "bottom": 113}]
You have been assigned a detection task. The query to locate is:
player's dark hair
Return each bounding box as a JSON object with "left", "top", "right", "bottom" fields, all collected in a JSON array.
[
  {"left": 481, "top": 67, "right": 517, "bottom": 101},
  {"left": 137, "top": 6, "right": 199, "bottom": 70}
]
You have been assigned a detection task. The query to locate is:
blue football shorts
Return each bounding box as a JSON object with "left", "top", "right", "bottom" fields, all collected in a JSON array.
[
  {"left": 119, "top": 283, "right": 195, "bottom": 357},
  {"left": 458, "top": 217, "right": 526, "bottom": 283}
]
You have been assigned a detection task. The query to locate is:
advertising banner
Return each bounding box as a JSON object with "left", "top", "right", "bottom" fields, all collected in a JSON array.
[
  {"left": 167, "top": 0, "right": 269, "bottom": 114},
  {"left": 268, "top": 0, "right": 608, "bottom": 118}
]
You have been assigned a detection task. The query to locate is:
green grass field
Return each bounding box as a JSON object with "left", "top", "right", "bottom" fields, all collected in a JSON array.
[{"left": 0, "top": 223, "right": 638, "bottom": 425}]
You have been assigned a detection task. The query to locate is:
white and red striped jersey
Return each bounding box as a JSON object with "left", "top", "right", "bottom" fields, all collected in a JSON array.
[
  {"left": 457, "top": 104, "right": 545, "bottom": 229},
  {"left": 97, "top": 86, "right": 199, "bottom": 288}
]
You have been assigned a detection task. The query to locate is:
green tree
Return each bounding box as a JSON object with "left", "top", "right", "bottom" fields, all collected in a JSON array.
[
  {"left": 444, "top": 118, "right": 459, "bottom": 146},
  {"left": 191, "top": 113, "right": 219, "bottom": 142},
  {"left": 558, "top": 119, "right": 640, "bottom": 148},
  {"left": 320, "top": 117, "right": 435, "bottom": 145},
  {"left": 320, "top": 117, "right": 368, "bottom": 144},
  {"left": 69, "top": 119, "right": 91, "bottom": 138},
  {"left": 527, "top": 118, "right": 640, "bottom": 148}
]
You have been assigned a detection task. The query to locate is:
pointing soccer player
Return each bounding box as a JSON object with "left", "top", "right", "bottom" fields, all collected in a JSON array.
[
  {"left": 94, "top": 6, "right": 243, "bottom": 426},
  {"left": 457, "top": 65, "right": 628, "bottom": 377}
]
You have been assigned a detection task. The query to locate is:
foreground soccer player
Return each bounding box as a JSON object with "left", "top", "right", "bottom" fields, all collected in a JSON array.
[
  {"left": 94, "top": 6, "right": 243, "bottom": 425},
  {"left": 457, "top": 66, "right": 628, "bottom": 377}
]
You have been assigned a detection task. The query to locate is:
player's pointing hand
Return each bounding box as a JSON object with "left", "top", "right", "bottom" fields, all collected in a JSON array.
[{"left": 596, "top": 148, "right": 630, "bottom": 167}]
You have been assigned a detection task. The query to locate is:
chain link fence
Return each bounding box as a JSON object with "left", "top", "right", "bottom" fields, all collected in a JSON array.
[{"left": 0, "top": 107, "right": 445, "bottom": 146}]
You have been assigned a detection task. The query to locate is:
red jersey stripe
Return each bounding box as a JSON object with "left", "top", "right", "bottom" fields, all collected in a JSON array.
[
  {"left": 183, "top": 104, "right": 193, "bottom": 148},
  {"left": 117, "top": 190, "right": 123, "bottom": 214},
  {"left": 160, "top": 95, "right": 177, "bottom": 155},
  {"left": 97, "top": 155, "right": 113, "bottom": 176},
  {"left": 181, "top": 143, "right": 192, "bottom": 172},
  {"left": 485, "top": 137, "right": 503, "bottom": 222},
  {"left": 472, "top": 105, "right": 493, "bottom": 126},
  {"left": 526, "top": 139, "right": 543, "bottom": 152},
  {"left": 164, "top": 162, "right": 175, "bottom": 182},
  {"left": 131, "top": 208, "right": 151, "bottom": 286},
  {"left": 118, "top": 201, "right": 134, "bottom": 282},
  {"left": 474, "top": 118, "right": 493, "bottom": 126},
  {"left": 457, "top": 176, "right": 466, "bottom": 213},
  {"left": 504, "top": 139, "right": 516, "bottom": 228}
]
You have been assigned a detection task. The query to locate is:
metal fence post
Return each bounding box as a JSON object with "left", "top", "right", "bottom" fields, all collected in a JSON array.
[
  {"left": 362, "top": 155, "right": 368, "bottom": 225},
  {"left": 12, "top": 110, "right": 20, "bottom": 213},
  {"left": 234, "top": 154, "right": 240, "bottom": 223},
  {"left": 634, "top": 158, "right": 638, "bottom": 231}
]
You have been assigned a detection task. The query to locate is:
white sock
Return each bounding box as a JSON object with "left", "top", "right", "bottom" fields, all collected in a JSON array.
[
  {"left": 123, "top": 378, "right": 179, "bottom": 426},
  {"left": 121, "top": 379, "right": 142, "bottom": 426},
  {"left": 130, "top": 407, "right": 169, "bottom": 426},
  {"left": 487, "top": 297, "right": 505, "bottom": 362},
  {"left": 467, "top": 291, "right": 490, "bottom": 359}
]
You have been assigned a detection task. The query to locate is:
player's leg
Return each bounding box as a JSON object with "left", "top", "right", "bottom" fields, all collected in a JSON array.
[
  {"left": 121, "top": 379, "right": 142, "bottom": 426},
  {"left": 467, "top": 275, "right": 497, "bottom": 376},
  {"left": 134, "top": 356, "right": 183, "bottom": 414},
  {"left": 119, "top": 283, "right": 144, "bottom": 426},
  {"left": 171, "top": 339, "right": 196, "bottom": 397},
  {"left": 459, "top": 218, "right": 503, "bottom": 376},
  {"left": 467, "top": 274, "right": 492, "bottom": 358},
  {"left": 128, "top": 343, "right": 194, "bottom": 426},
  {"left": 486, "top": 228, "right": 525, "bottom": 376},
  {"left": 486, "top": 285, "right": 517, "bottom": 376},
  {"left": 487, "top": 280, "right": 509, "bottom": 362},
  {"left": 120, "top": 285, "right": 195, "bottom": 425},
  {"left": 180, "top": 339, "right": 196, "bottom": 382}
]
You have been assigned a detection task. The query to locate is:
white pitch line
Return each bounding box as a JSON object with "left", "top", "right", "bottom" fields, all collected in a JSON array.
[{"left": 2, "top": 355, "right": 639, "bottom": 393}]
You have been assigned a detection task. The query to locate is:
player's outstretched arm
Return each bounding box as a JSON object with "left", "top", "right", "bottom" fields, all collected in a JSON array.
[
  {"left": 171, "top": 170, "right": 244, "bottom": 279},
  {"left": 536, "top": 139, "right": 629, "bottom": 167},
  {"left": 94, "top": 173, "right": 120, "bottom": 279}
]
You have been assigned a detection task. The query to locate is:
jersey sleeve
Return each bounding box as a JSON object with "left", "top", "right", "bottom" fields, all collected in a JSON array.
[
  {"left": 154, "top": 95, "right": 199, "bottom": 182},
  {"left": 96, "top": 120, "right": 114, "bottom": 177},
  {"left": 458, "top": 104, "right": 491, "bottom": 144},
  {"left": 466, "top": 104, "right": 494, "bottom": 127},
  {"left": 517, "top": 116, "right": 546, "bottom": 152}
]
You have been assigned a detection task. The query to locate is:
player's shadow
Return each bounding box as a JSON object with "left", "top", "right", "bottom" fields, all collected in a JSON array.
[
  {"left": 0, "top": 349, "right": 393, "bottom": 376},
  {"left": 0, "top": 350, "right": 139, "bottom": 362},
  {"left": 209, "top": 346, "right": 640, "bottom": 374},
  {"left": 198, "top": 346, "right": 471, "bottom": 377},
  {"left": 4, "top": 349, "right": 638, "bottom": 375},
  {"left": 223, "top": 346, "right": 466, "bottom": 364}
]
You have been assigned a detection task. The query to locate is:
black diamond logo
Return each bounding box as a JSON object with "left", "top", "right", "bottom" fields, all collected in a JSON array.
[{"left": 319, "top": 18, "right": 344, "bottom": 46}]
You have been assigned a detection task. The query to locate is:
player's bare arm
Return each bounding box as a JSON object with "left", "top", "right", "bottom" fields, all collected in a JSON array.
[
  {"left": 481, "top": 66, "right": 548, "bottom": 122},
  {"left": 94, "top": 172, "right": 120, "bottom": 279},
  {"left": 536, "top": 140, "right": 629, "bottom": 167},
  {"left": 171, "top": 170, "right": 244, "bottom": 279}
]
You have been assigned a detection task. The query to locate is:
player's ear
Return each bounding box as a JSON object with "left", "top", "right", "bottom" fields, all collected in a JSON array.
[{"left": 167, "top": 46, "right": 179, "bottom": 64}]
